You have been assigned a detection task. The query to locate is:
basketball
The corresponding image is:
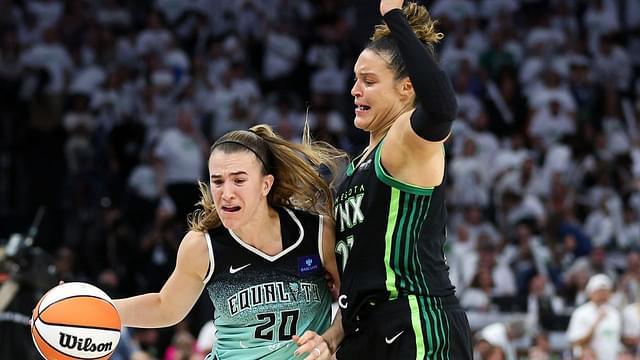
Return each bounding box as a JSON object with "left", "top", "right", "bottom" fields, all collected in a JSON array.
[{"left": 30, "top": 282, "right": 121, "bottom": 360}]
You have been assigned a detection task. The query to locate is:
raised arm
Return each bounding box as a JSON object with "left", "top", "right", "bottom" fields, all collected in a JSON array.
[
  {"left": 382, "top": 2, "right": 456, "bottom": 143},
  {"left": 113, "top": 231, "right": 209, "bottom": 328}
]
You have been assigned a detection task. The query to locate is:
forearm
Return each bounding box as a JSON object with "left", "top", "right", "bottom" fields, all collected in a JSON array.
[
  {"left": 571, "top": 326, "right": 598, "bottom": 347},
  {"left": 114, "top": 293, "right": 182, "bottom": 328},
  {"left": 322, "top": 310, "right": 344, "bottom": 354},
  {"left": 383, "top": 9, "right": 456, "bottom": 141}
]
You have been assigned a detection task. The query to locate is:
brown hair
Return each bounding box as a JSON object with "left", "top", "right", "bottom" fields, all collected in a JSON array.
[
  {"left": 368, "top": 2, "right": 443, "bottom": 79},
  {"left": 188, "top": 124, "right": 347, "bottom": 232}
]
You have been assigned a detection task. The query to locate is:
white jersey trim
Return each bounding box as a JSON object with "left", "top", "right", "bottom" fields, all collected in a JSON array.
[
  {"left": 227, "top": 208, "right": 305, "bottom": 262},
  {"left": 203, "top": 232, "right": 215, "bottom": 284}
]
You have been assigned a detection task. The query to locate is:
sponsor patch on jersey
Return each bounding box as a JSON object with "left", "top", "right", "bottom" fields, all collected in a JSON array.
[{"left": 297, "top": 255, "right": 321, "bottom": 277}]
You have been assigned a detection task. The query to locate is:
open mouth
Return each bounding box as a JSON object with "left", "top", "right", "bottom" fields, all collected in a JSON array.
[
  {"left": 221, "top": 206, "right": 241, "bottom": 212},
  {"left": 355, "top": 104, "right": 371, "bottom": 112}
]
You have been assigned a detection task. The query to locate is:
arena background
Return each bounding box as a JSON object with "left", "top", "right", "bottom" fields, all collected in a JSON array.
[{"left": 0, "top": 0, "right": 639, "bottom": 359}]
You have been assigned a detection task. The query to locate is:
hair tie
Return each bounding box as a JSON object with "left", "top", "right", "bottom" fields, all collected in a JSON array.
[{"left": 212, "top": 138, "right": 271, "bottom": 173}]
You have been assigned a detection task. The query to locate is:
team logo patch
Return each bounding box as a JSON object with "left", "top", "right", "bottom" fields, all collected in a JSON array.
[
  {"left": 359, "top": 159, "right": 372, "bottom": 170},
  {"left": 297, "top": 255, "right": 321, "bottom": 277}
]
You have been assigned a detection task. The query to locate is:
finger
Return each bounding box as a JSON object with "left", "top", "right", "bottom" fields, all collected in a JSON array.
[
  {"left": 292, "top": 333, "right": 312, "bottom": 346},
  {"left": 294, "top": 333, "right": 320, "bottom": 356},
  {"left": 296, "top": 334, "right": 328, "bottom": 358},
  {"left": 296, "top": 330, "right": 317, "bottom": 344},
  {"left": 294, "top": 340, "right": 324, "bottom": 356},
  {"left": 303, "top": 344, "right": 329, "bottom": 360}
]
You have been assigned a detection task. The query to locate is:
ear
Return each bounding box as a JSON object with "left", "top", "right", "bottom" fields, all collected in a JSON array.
[
  {"left": 263, "top": 174, "right": 274, "bottom": 196},
  {"left": 397, "top": 77, "right": 414, "bottom": 100}
]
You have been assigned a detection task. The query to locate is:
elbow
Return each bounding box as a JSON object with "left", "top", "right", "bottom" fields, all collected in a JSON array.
[
  {"left": 410, "top": 110, "right": 454, "bottom": 142},
  {"left": 431, "top": 96, "right": 457, "bottom": 124},
  {"left": 421, "top": 97, "right": 456, "bottom": 126},
  {"left": 430, "top": 109, "right": 456, "bottom": 125}
]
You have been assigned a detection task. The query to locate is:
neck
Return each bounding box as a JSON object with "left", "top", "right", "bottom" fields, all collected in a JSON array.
[
  {"left": 368, "top": 116, "right": 394, "bottom": 148},
  {"left": 233, "top": 204, "right": 279, "bottom": 246},
  {"left": 368, "top": 104, "right": 413, "bottom": 148}
]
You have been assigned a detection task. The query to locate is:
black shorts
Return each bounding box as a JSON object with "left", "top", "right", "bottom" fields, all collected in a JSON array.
[{"left": 336, "top": 295, "right": 472, "bottom": 360}]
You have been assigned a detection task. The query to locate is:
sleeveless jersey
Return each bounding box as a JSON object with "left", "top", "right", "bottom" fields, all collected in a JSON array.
[
  {"left": 203, "top": 207, "right": 332, "bottom": 360},
  {"left": 335, "top": 141, "right": 455, "bottom": 329}
]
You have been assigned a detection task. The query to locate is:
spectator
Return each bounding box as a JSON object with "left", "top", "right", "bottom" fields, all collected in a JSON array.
[
  {"left": 528, "top": 332, "right": 553, "bottom": 360},
  {"left": 567, "top": 274, "right": 622, "bottom": 359},
  {"left": 622, "top": 301, "right": 640, "bottom": 355},
  {"left": 153, "top": 106, "right": 208, "bottom": 226},
  {"left": 461, "top": 268, "right": 494, "bottom": 312},
  {"left": 195, "top": 320, "right": 217, "bottom": 355},
  {"left": 163, "top": 321, "right": 203, "bottom": 360},
  {"left": 477, "top": 320, "right": 526, "bottom": 360}
]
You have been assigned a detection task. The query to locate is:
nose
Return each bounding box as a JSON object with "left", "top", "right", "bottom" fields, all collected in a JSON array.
[
  {"left": 351, "top": 80, "right": 362, "bottom": 98},
  {"left": 221, "top": 182, "right": 234, "bottom": 200}
]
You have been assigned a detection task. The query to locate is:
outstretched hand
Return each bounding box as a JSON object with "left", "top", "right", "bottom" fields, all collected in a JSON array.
[{"left": 380, "top": 0, "right": 404, "bottom": 16}]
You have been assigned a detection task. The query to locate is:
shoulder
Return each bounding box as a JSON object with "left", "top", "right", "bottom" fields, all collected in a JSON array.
[
  {"left": 380, "top": 111, "right": 447, "bottom": 187},
  {"left": 177, "top": 230, "right": 210, "bottom": 279},
  {"left": 572, "top": 302, "right": 595, "bottom": 318},
  {"left": 179, "top": 230, "right": 208, "bottom": 254},
  {"left": 604, "top": 303, "right": 621, "bottom": 315}
]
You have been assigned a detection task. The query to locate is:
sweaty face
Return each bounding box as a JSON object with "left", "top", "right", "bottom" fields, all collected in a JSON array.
[
  {"left": 209, "top": 150, "right": 273, "bottom": 231},
  {"left": 351, "top": 49, "right": 409, "bottom": 132}
]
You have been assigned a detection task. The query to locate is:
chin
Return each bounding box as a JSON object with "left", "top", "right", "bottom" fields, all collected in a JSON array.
[
  {"left": 353, "top": 116, "right": 370, "bottom": 130},
  {"left": 219, "top": 212, "right": 243, "bottom": 230}
]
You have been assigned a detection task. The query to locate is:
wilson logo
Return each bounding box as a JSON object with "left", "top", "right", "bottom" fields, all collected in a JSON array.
[{"left": 59, "top": 333, "right": 113, "bottom": 352}]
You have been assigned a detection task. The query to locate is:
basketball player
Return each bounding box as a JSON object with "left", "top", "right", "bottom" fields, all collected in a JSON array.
[
  {"left": 114, "top": 125, "right": 345, "bottom": 360},
  {"left": 329, "top": 1, "right": 473, "bottom": 358}
]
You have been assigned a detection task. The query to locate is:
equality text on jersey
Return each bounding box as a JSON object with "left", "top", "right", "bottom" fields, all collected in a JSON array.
[{"left": 227, "top": 281, "right": 322, "bottom": 316}]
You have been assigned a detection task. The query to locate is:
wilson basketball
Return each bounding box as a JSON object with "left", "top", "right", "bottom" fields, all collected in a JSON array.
[{"left": 31, "top": 282, "right": 121, "bottom": 360}]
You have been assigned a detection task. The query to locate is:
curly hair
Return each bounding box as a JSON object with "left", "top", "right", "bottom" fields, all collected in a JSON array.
[{"left": 368, "top": 2, "right": 444, "bottom": 79}]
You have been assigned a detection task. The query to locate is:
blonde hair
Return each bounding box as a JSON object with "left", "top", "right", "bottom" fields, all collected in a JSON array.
[
  {"left": 188, "top": 124, "right": 347, "bottom": 232},
  {"left": 368, "top": 2, "right": 443, "bottom": 79}
]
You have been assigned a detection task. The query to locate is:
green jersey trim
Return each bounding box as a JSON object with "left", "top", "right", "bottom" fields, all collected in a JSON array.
[
  {"left": 346, "top": 161, "right": 355, "bottom": 177},
  {"left": 384, "top": 188, "right": 400, "bottom": 299},
  {"left": 374, "top": 142, "right": 434, "bottom": 196},
  {"left": 409, "top": 295, "right": 426, "bottom": 360},
  {"left": 346, "top": 147, "right": 369, "bottom": 177}
]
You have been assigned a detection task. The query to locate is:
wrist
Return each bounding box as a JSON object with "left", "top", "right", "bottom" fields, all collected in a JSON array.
[{"left": 322, "top": 334, "right": 338, "bottom": 354}]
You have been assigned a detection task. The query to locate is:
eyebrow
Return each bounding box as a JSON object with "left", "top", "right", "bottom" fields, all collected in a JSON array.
[
  {"left": 210, "top": 171, "right": 248, "bottom": 179},
  {"left": 355, "top": 70, "right": 377, "bottom": 77}
]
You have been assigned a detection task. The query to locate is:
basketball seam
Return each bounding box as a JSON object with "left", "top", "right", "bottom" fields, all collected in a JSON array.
[
  {"left": 36, "top": 318, "right": 122, "bottom": 332},
  {"left": 39, "top": 294, "right": 118, "bottom": 317}
]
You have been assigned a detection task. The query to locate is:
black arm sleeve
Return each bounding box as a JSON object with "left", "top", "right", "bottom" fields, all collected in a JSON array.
[{"left": 383, "top": 9, "right": 456, "bottom": 141}]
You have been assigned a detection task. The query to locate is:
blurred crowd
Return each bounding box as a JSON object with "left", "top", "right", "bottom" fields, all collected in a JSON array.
[{"left": 1, "top": 0, "right": 640, "bottom": 359}]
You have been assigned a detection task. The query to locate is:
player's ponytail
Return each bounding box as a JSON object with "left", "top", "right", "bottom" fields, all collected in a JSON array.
[
  {"left": 188, "top": 124, "right": 346, "bottom": 232},
  {"left": 249, "top": 123, "right": 346, "bottom": 217}
]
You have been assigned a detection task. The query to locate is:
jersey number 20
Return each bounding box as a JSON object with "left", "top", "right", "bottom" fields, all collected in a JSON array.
[{"left": 254, "top": 309, "right": 300, "bottom": 341}]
